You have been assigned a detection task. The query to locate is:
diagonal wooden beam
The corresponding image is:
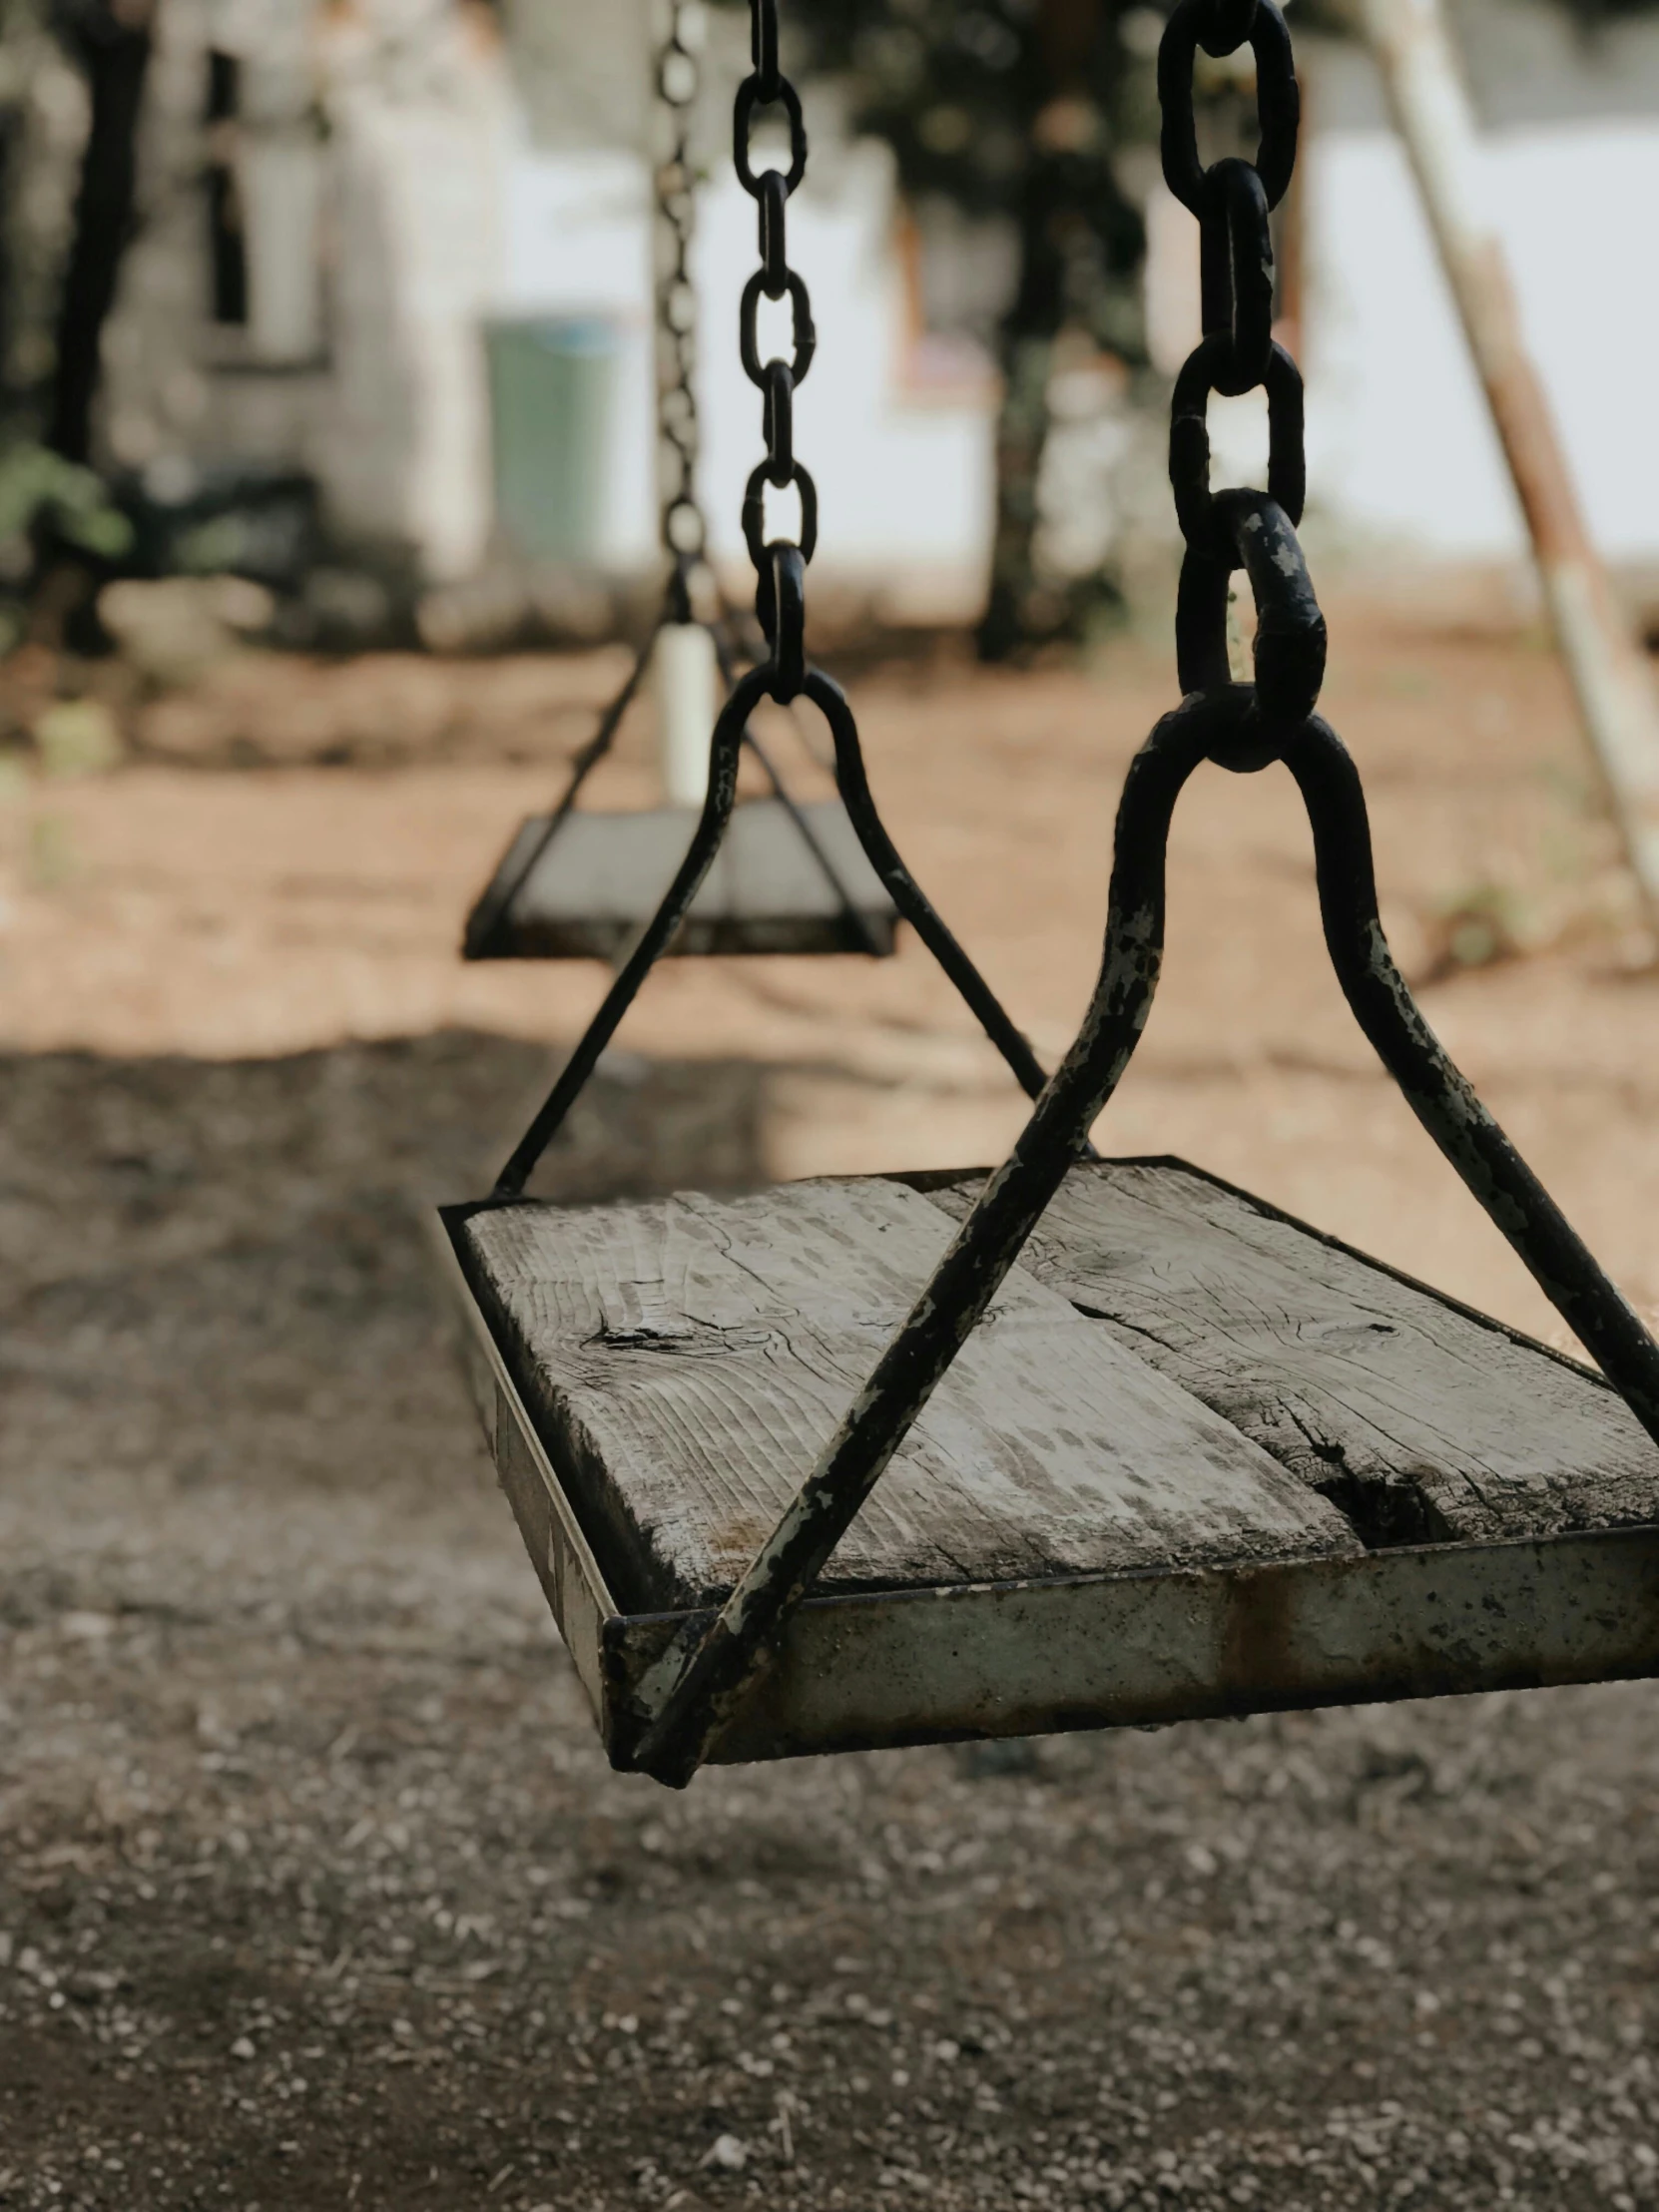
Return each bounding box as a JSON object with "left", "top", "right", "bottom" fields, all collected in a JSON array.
[{"left": 1361, "top": 0, "right": 1659, "bottom": 946}]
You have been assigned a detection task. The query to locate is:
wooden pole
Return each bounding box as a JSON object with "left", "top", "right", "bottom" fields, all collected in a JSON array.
[
  {"left": 1361, "top": 0, "right": 1659, "bottom": 942},
  {"left": 654, "top": 619, "right": 720, "bottom": 808}
]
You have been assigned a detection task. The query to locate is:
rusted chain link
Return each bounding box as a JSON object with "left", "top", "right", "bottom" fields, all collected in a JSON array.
[
  {"left": 655, "top": 0, "right": 708, "bottom": 608},
  {"left": 1161, "top": 0, "right": 1324, "bottom": 746},
  {"left": 735, "top": 0, "right": 817, "bottom": 695}
]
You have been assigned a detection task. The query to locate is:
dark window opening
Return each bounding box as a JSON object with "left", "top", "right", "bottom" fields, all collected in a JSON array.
[{"left": 205, "top": 49, "right": 246, "bottom": 327}]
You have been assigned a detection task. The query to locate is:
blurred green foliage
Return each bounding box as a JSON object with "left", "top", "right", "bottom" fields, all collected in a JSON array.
[
  {"left": 0, "top": 439, "right": 133, "bottom": 561},
  {"left": 789, "top": 0, "right": 1151, "bottom": 348}
]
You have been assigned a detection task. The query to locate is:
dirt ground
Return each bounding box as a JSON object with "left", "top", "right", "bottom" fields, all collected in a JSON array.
[{"left": 7, "top": 604, "right": 1659, "bottom": 2210}]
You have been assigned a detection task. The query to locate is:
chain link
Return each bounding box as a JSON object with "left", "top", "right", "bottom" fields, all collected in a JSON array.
[
  {"left": 655, "top": 0, "right": 708, "bottom": 598},
  {"left": 736, "top": 0, "right": 816, "bottom": 686},
  {"left": 1160, "top": 0, "right": 1325, "bottom": 737}
]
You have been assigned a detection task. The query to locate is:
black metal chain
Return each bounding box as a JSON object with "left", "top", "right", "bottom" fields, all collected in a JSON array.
[
  {"left": 655, "top": 0, "right": 709, "bottom": 618},
  {"left": 1160, "top": 0, "right": 1326, "bottom": 749},
  {"left": 735, "top": 0, "right": 817, "bottom": 696}
]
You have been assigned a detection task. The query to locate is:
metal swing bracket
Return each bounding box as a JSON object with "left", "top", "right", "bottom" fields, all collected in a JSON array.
[{"left": 489, "top": 559, "right": 1056, "bottom": 1203}]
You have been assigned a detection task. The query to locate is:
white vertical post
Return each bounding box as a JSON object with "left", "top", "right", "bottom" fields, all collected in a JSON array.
[
  {"left": 1362, "top": 0, "right": 1659, "bottom": 940},
  {"left": 240, "top": 133, "right": 324, "bottom": 364},
  {"left": 654, "top": 620, "right": 720, "bottom": 808},
  {"left": 238, "top": 48, "right": 324, "bottom": 369}
]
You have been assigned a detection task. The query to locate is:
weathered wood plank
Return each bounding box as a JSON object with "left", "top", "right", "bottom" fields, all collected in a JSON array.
[
  {"left": 471, "top": 800, "right": 897, "bottom": 960},
  {"left": 919, "top": 1159, "right": 1659, "bottom": 1545},
  {"left": 457, "top": 1177, "right": 1360, "bottom": 1611}
]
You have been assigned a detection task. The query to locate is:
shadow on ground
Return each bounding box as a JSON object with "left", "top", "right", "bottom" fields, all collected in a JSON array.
[{"left": 3, "top": 1038, "right": 1659, "bottom": 2211}]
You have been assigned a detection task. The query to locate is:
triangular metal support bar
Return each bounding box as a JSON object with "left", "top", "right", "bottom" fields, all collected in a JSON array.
[
  {"left": 616, "top": 681, "right": 1659, "bottom": 1787},
  {"left": 491, "top": 659, "right": 1057, "bottom": 1201}
]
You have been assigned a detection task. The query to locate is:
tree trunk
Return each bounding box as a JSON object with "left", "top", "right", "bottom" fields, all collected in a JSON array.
[
  {"left": 47, "top": 1, "right": 153, "bottom": 465},
  {"left": 976, "top": 0, "right": 1150, "bottom": 663},
  {"left": 975, "top": 326, "right": 1055, "bottom": 664}
]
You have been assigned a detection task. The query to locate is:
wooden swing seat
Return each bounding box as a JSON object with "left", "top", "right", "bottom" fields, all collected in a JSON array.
[
  {"left": 464, "top": 798, "right": 898, "bottom": 961},
  {"left": 436, "top": 1157, "right": 1659, "bottom": 1770}
]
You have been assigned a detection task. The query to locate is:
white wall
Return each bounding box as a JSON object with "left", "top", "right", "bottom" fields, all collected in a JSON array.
[
  {"left": 1303, "top": 118, "right": 1659, "bottom": 562},
  {"left": 508, "top": 104, "right": 1659, "bottom": 594},
  {"left": 500, "top": 137, "right": 994, "bottom": 606},
  {"left": 128, "top": 0, "right": 1659, "bottom": 591},
  {"left": 498, "top": 151, "right": 657, "bottom": 568},
  {"left": 317, "top": 7, "right": 515, "bottom": 579}
]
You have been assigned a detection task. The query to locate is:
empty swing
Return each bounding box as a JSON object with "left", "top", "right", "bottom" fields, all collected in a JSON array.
[
  {"left": 436, "top": 0, "right": 1659, "bottom": 1791},
  {"left": 462, "top": 0, "right": 895, "bottom": 965}
]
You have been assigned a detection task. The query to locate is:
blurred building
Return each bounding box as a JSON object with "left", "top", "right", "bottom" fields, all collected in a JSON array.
[
  {"left": 96, "top": 0, "right": 993, "bottom": 615},
  {"left": 87, "top": 0, "right": 1659, "bottom": 615}
]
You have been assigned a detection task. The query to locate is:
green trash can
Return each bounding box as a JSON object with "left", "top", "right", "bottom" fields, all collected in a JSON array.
[{"left": 485, "top": 316, "right": 618, "bottom": 565}]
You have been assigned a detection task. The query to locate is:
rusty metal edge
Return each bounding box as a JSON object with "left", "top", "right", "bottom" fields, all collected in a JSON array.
[
  {"left": 600, "top": 1521, "right": 1659, "bottom": 1769},
  {"left": 430, "top": 1184, "right": 1659, "bottom": 1779},
  {"left": 427, "top": 1207, "right": 618, "bottom": 1731}
]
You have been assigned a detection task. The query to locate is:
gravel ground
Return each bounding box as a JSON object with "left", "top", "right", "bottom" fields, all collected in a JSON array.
[{"left": 6, "top": 1036, "right": 1659, "bottom": 2212}]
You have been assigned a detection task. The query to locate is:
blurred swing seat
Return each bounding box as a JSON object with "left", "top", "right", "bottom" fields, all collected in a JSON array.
[{"left": 463, "top": 796, "right": 898, "bottom": 962}]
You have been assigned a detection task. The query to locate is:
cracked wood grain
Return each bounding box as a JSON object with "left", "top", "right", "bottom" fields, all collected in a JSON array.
[
  {"left": 458, "top": 1175, "right": 1359, "bottom": 1610},
  {"left": 919, "top": 1159, "right": 1659, "bottom": 1546}
]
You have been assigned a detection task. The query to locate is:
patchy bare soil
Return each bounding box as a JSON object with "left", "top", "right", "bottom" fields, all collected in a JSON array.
[
  {"left": 6, "top": 596, "right": 1659, "bottom": 1335},
  {"left": 6, "top": 608, "right": 1659, "bottom": 2209}
]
